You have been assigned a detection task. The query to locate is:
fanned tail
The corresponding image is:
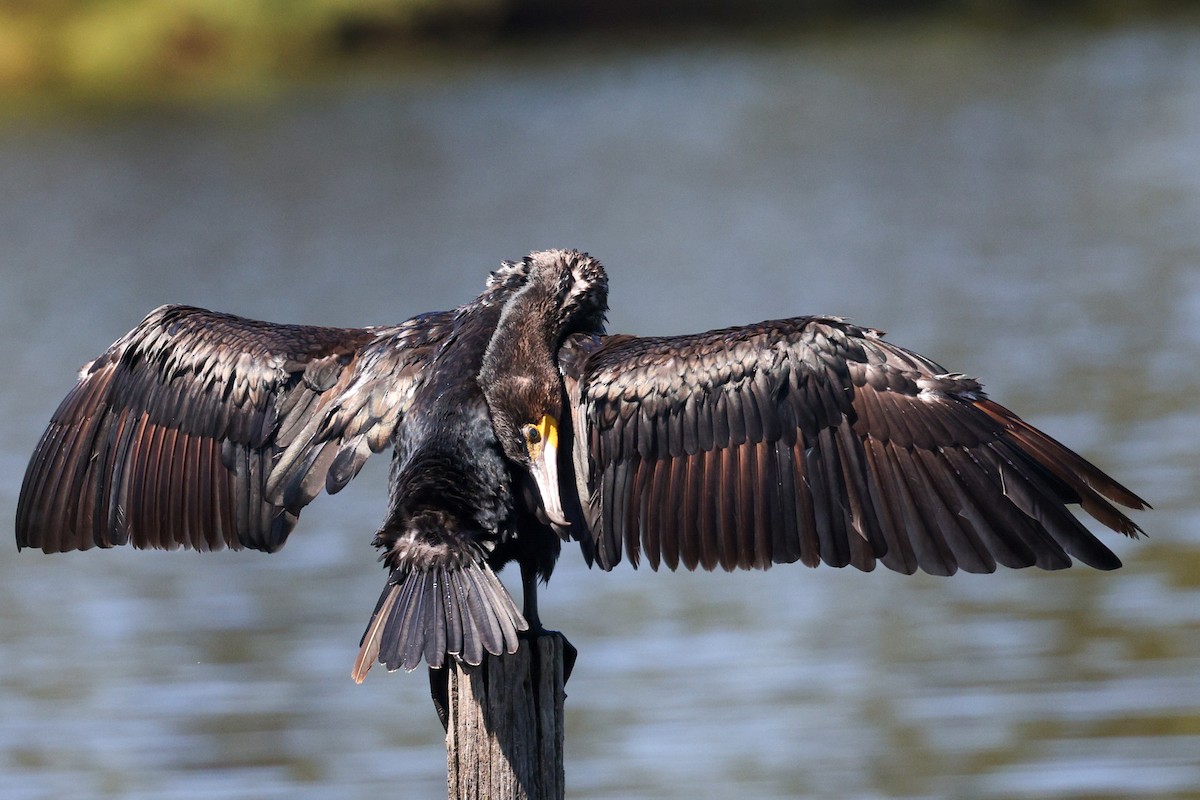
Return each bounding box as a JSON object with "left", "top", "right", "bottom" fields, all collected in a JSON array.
[{"left": 352, "top": 559, "right": 526, "bottom": 683}]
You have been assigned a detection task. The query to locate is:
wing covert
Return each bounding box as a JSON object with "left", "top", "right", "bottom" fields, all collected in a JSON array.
[{"left": 560, "top": 317, "right": 1148, "bottom": 576}]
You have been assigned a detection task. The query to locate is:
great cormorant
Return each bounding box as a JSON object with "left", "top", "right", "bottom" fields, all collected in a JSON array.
[{"left": 15, "top": 249, "right": 1147, "bottom": 681}]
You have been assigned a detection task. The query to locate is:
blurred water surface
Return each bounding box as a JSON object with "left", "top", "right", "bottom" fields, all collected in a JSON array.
[{"left": 2, "top": 18, "right": 1199, "bottom": 800}]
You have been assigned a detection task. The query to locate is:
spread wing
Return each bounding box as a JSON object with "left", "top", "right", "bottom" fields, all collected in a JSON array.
[
  {"left": 16, "top": 304, "right": 454, "bottom": 554},
  {"left": 560, "top": 317, "right": 1148, "bottom": 575}
]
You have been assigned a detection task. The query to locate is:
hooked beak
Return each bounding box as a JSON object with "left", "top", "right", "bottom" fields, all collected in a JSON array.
[{"left": 528, "top": 415, "right": 570, "bottom": 527}]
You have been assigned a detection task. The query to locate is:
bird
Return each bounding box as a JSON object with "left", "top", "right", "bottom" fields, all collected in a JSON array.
[{"left": 15, "top": 249, "right": 1148, "bottom": 683}]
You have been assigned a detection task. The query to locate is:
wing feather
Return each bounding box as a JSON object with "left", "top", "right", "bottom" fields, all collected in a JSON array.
[
  {"left": 697, "top": 449, "right": 720, "bottom": 570},
  {"left": 559, "top": 317, "right": 1146, "bottom": 576},
  {"left": 680, "top": 453, "right": 702, "bottom": 570},
  {"left": 716, "top": 444, "right": 738, "bottom": 570},
  {"left": 770, "top": 440, "right": 801, "bottom": 565},
  {"left": 661, "top": 456, "right": 684, "bottom": 570},
  {"left": 600, "top": 451, "right": 622, "bottom": 566},
  {"left": 645, "top": 456, "right": 668, "bottom": 571},
  {"left": 808, "top": 428, "right": 848, "bottom": 568},
  {"left": 626, "top": 457, "right": 648, "bottom": 568},
  {"left": 753, "top": 439, "right": 775, "bottom": 568}
]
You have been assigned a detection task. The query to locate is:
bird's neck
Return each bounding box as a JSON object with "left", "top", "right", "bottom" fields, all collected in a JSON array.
[{"left": 480, "top": 288, "right": 560, "bottom": 387}]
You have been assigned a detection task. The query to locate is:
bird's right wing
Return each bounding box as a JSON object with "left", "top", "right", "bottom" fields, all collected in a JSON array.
[{"left": 17, "top": 304, "right": 454, "bottom": 554}]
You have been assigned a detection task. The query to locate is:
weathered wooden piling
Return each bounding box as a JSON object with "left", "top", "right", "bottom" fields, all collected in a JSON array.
[{"left": 445, "top": 633, "right": 567, "bottom": 800}]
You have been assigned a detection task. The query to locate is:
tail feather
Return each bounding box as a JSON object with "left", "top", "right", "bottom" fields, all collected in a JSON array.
[
  {"left": 351, "top": 560, "right": 526, "bottom": 683},
  {"left": 352, "top": 583, "right": 396, "bottom": 683}
]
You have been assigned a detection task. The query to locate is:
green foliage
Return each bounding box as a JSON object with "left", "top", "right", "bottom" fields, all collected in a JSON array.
[{"left": 0, "top": 0, "right": 485, "bottom": 103}]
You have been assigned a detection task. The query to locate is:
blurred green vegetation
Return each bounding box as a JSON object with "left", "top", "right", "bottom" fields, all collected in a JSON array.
[
  {"left": 0, "top": 0, "right": 1195, "bottom": 109},
  {"left": 0, "top": 0, "right": 503, "bottom": 107}
]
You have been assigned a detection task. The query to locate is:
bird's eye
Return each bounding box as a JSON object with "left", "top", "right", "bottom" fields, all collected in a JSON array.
[{"left": 522, "top": 424, "right": 541, "bottom": 445}]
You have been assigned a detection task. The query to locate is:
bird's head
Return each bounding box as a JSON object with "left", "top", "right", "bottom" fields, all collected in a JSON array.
[
  {"left": 480, "top": 249, "right": 606, "bottom": 527},
  {"left": 485, "top": 372, "right": 568, "bottom": 527}
]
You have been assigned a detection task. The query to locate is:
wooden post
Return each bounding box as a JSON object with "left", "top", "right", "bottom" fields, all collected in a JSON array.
[{"left": 446, "top": 633, "right": 567, "bottom": 800}]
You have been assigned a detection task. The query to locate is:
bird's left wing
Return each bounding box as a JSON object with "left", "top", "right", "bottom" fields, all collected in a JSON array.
[
  {"left": 17, "top": 304, "right": 453, "bottom": 554},
  {"left": 559, "top": 317, "right": 1147, "bottom": 575}
]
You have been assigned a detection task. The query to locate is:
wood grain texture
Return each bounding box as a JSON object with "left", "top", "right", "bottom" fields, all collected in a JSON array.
[{"left": 446, "top": 634, "right": 566, "bottom": 800}]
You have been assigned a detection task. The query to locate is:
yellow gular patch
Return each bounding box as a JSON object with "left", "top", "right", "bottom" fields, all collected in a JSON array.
[{"left": 535, "top": 415, "right": 559, "bottom": 451}]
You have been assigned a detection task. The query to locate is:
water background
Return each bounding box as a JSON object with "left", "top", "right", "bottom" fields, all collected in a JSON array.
[{"left": 1, "top": 18, "right": 1198, "bottom": 799}]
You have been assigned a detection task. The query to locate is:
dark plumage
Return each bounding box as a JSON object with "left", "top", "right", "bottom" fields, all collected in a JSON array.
[{"left": 15, "top": 249, "right": 1148, "bottom": 680}]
